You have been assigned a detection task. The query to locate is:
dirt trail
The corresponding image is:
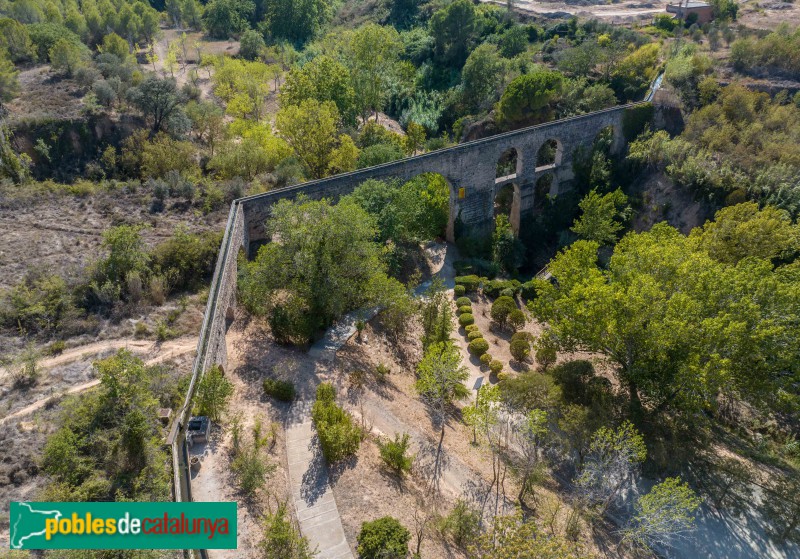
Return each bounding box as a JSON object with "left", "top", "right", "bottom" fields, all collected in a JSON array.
[
  {"left": 483, "top": 0, "right": 666, "bottom": 19},
  {"left": 0, "top": 336, "right": 197, "bottom": 424}
]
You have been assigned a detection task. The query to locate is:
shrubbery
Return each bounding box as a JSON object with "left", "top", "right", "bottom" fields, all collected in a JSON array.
[
  {"left": 377, "top": 433, "right": 414, "bottom": 476},
  {"left": 468, "top": 337, "right": 489, "bottom": 356},
  {"left": 357, "top": 517, "right": 410, "bottom": 559},
  {"left": 458, "top": 305, "right": 472, "bottom": 315},
  {"left": 456, "top": 296, "right": 472, "bottom": 307},
  {"left": 467, "top": 330, "right": 483, "bottom": 341},
  {"left": 454, "top": 284, "right": 466, "bottom": 296},
  {"left": 454, "top": 275, "right": 481, "bottom": 292},
  {"left": 480, "top": 353, "right": 492, "bottom": 366},
  {"left": 510, "top": 332, "right": 532, "bottom": 362},
  {"left": 489, "top": 360, "right": 503, "bottom": 375},
  {"left": 311, "top": 383, "right": 361, "bottom": 463},
  {"left": 458, "top": 313, "right": 475, "bottom": 327},
  {"left": 263, "top": 378, "right": 296, "bottom": 402}
]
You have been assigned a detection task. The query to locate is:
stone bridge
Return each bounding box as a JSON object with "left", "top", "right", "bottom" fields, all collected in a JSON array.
[{"left": 168, "top": 102, "right": 645, "bottom": 510}]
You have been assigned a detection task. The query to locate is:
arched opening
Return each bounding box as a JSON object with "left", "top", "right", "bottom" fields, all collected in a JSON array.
[
  {"left": 534, "top": 174, "right": 554, "bottom": 214},
  {"left": 494, "top": 183, "right": 520, "bottom": 235},
  {"left": 535, "top": 139, "right": 562, "bottom": 171},
  {"left": 496, "top": 148, "right": 520, "bottom": 181}
]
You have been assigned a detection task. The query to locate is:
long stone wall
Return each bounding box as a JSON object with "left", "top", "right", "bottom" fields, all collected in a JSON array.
[{"left": 169, "top": 103, "right": 643, "bottom": 511}]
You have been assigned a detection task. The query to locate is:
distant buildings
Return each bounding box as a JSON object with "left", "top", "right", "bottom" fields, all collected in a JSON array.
[{"left": 666, "top": 1, "right": 715, "bottom": 24}]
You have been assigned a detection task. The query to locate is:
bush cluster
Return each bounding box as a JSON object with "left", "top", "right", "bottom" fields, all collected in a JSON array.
[
  {"left": 311, "top": 383, "right": 361, "bottom": 463},
  {"left": 482, "top": 278, "right": 521, "bottom": 299},
  {"left": 263, "top": 378, "right": 296, "bottom": 402}
]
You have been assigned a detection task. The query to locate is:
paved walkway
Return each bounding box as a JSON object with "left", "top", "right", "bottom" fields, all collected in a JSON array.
[{"left": 285, "top": 400, "right": 354, "bottom": 559}]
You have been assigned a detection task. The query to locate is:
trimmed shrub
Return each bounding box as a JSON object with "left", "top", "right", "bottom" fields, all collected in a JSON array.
[
  {"left": 479, "top": 353, "right": 492, "bottom": 365},
  {"left": 482, "top": 279, "right": 521, "bottom": 299},
  {"left": 357, "top": 517, "right": 410, "bottom": 559},
  {"left": 489, "top": 360, "right": 503, "bottom": 375},
  {"left": 509, "top": 309, "right": 526, "bottom": 331},
  {"left": 263, "top": 378, "right": 296, "bottom": 402},
  {"left": 454, "top": 284, "right": 466, "bottom": 296},
  {"left": 465, "top": 324, "right": 480, "bottom": 333},
  {"left": 458, "top": 305, "right": 472, "bottom": 315},
  {"left": 510, "top": 337, "right": 531, "bottom": 362},
  {"left": 468, "top": 338, "right": 489, "bottom": 356},
  {"left": 454, "top": 275, "right": 481, "bottom": 292},
  {"left": 459, "top": 313, "right": 475, "bottom": 327},
  {"left": 500, "top": 288, "right": 515, "bottom": 298},
  {"left": 468, "top": 330, "right": 484, "bottom": 341},
  {"left": 456, "top": 297, "right": 472, "bottom": 307},
  {"left": 497, "top": 372, "right": 510, "bottom": 382}
]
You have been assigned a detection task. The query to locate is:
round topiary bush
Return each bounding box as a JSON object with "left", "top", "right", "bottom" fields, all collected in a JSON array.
[
  {"left": 459, "top": 313, "right": 475, "bottom": 327},
  {"left": 465, "top": 324, "right": 480, "bottom": 333},
  {"left": 468, "top": 337, "right": 489, "bottom": 356},
  {"left": 357, "top": 516, "right": 411, "bottom": 559},
  {"left": 479, "top": 353, "right": 492, "bottom": 365},
  {"left": 454, "top": 284, "right": 465, "bottom": 296},
  {"left": 500, "top": 287, "right": 515, "bottom": 298},
  {"left": 456, "top": 297, "right": 471, "bottom": 307},
  {"left": 489, "top": 360, "right": 503, "bottom": 375},
  {"left": 468, "top": 330, "right": 483, "bottom": 341},
  {"left": 458, "top": 305, "right": 472, "bottom": 315},
  {"left": 497, "top": 372, "right": 509, "bottom": 382}
]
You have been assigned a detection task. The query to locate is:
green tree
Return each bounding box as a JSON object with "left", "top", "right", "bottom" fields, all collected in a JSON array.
[
  {"left": 621, "top": 477, "right": 701, "bottom": 551},
  {"left": 404, "top": 120, "right": 426, "bottom": 155},
  {"left": 416, "top": 342, "right": 469, "bottom": 484},
  {"left": 469, "top": 512, "right": 584, "bottom": 558},
  {"left": 262, "top": 0, "right": 331, "bottom": 44},
  {"left": 260, "top": 501, "right": 315, "bottom": 559},
  {"left": 377, "top": 432, "right": 414, "bottom": 476},
  {"left": 495, "top": 69, "right": 564, "bottom": 126},
  {"left": 276, "top": 99, "right": 340, "bottom": 179},
  {"left": 577, "top": 421, "right": 647, "bottom": 511},
  {"left": 0, "top": 49, "right": 20, "bottom": 106},
  {"left": 194, "top": 365, "right": 234, "bottom": 422},
  {"left": 48, "top": 37, "right": 87, "bottom": 76},
  {"left": 429, "top": 0, "right": 481, "bottom": 68},
  {"left": 238, "top": 29, "right": 265, "bottom": 60},
  {"left": 202, "top": 0, "right": 254, "bottom": 39},
  {"left": 100, "top": 32, "right": 129, "bottom": 60},
  {"left": 240, "top": 198, "right": 394, "bottom": 334},
  {"left": 691, "top": 202, "right": 799, "bottom": 264},
  {"left": 357, "top": 517, "right": 410, "bottom": 559},
  {"left": 97, "top": 224, "right": 149, "bottom": 287},
  {"left": 532, "top": 222, "right": 800, "bottom": 414},
  {"left": 280, "top": 55, "right": 357, "bottom": 126},
  {"left": 128, "top": 75, "right": 187, "bottom": 133},
  {"left": 0, "top": 18, "right": 36, "bottom": 63},
  {"left": 344, "top": 23, "right": 403, "bottom": 120},
  {"left": 462, "top": 43, "right": 505, "bottom": 111},
  {"left": 571, "top": 188, "right": 630, "bottom": 244},
  {"left": 463, "top": 383, "right": 500, "bottom": 444},
  {"left": 490, "top": 295, "right": 517, "bottom": 330}
]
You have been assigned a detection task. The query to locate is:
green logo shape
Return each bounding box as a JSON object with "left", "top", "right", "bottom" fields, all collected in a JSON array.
[{"left": 10, "top": 502, "right": 237, "bottom": 550}]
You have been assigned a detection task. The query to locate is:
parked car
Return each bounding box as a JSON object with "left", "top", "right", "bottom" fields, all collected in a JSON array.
[{"left": 187, "top": 416, "right": 210, "bottom": 444}]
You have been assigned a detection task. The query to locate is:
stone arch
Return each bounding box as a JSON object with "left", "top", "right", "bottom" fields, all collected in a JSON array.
[
  {"left": 534, "top": 174, "right": 554, "bottom": 213},
  {"left": 494, "top": 182, "right": 520, "bottom": 235},
  {"left": 495, "top": 147, "right": 521, "bottom": 180},
  {"left": 535, "top": 139, "right": 563, "bottom": 171}
]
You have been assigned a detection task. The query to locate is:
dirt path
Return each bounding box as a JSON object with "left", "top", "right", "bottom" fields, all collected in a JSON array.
[
  {"left": 483, "top": 0, "right": 666, "bottom": 19},
  {"left": 0, "top": 336, "right": 197, "bottom": 424}
]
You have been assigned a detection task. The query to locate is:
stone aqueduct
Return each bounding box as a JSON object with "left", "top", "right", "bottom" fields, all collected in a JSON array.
[{"left": 168, "top": 103, "right": 642, "bottom": 502}]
